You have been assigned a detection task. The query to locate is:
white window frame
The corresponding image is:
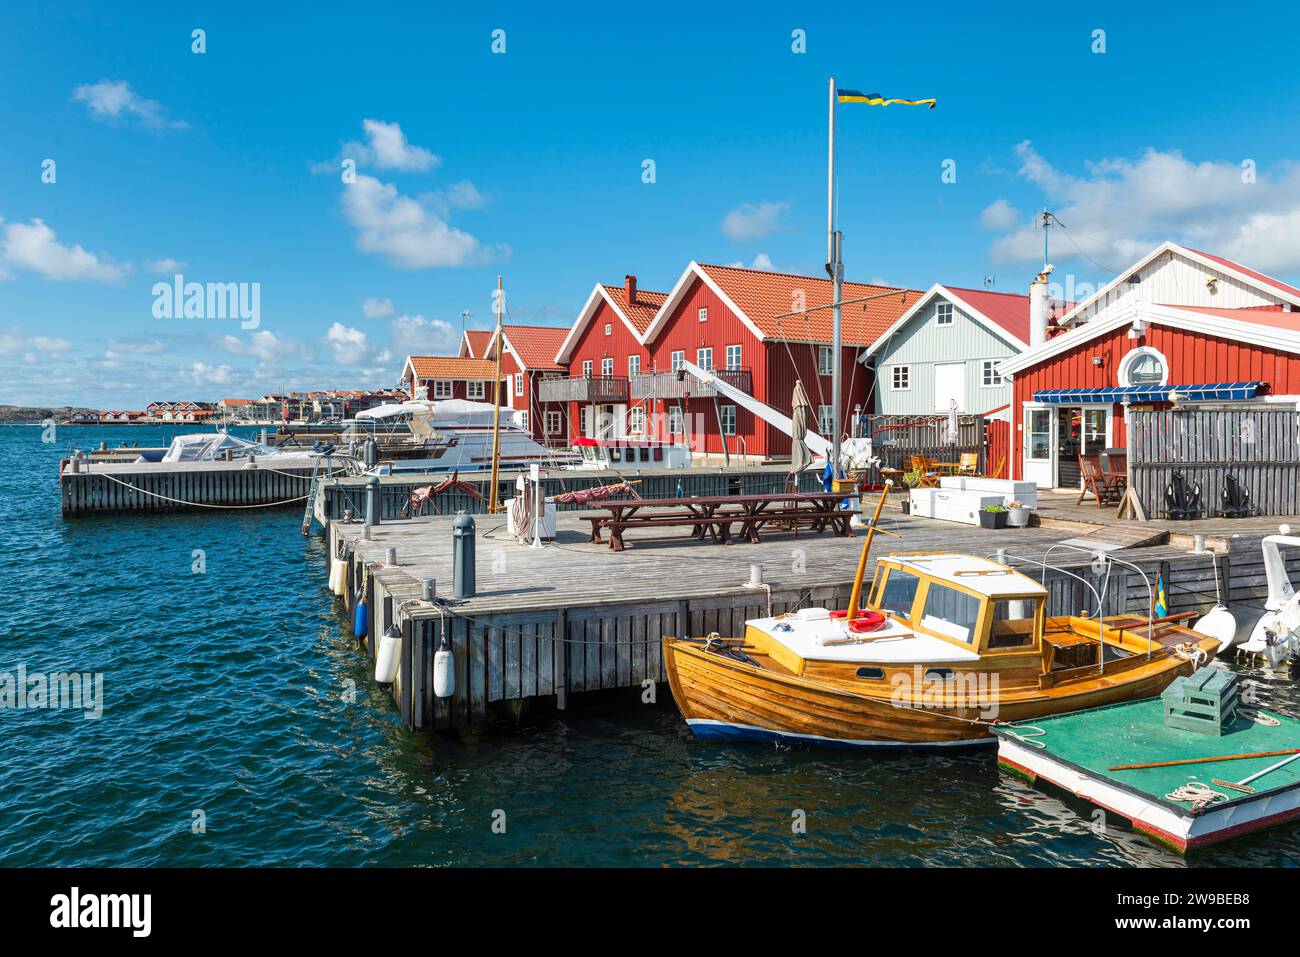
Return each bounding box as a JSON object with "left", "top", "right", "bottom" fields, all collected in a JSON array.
[
  {"left": 697, "top": 347, "right": 713, "bottom": 371},
  {"left": 518, "top": 410, "right": 529, "bottom": 432},
  {"left": 545, "top": 410, "right": 561, "bottom": 435},
  {"left": 432, "top": 379, "right": 454, "bottom": 399},
  {"left": 580, "top": 407, "right": 590, "bottom": 435},
  {"left": 891, "top": 366, "right": 911, "bottom": 391},
  {"left": 582, "top": 359, "right": 593, "bottom": 377},
  {"left": 668, "top": 406, "right": 683, "bottom": 435},
  {"left": 720, "top": 405, "right": 736, "bottom": 436},
  {"left": 629, "top": 406, "right": 646, "bottom": 434},
  {"left": 671, "top": 350, "right": 685, "bottom": 372},
  {"left": 628, "top": 355, "right": 641, "bottom": 376},
  {"left": 466, "top": 380, "right": 486, "bottom": 400},
  {"left": 817, "top": 404, "right": 834, "bottom": 436},
  {"left": 698, "top": 307, "right": 708, "bottom": 323},
  {"left": 1025, "top": 407, "right": 1052, "bottom": 462},
  {"left": 936, "top": 302, "right": 954, "bottom": 326},
  {"left": 514, "top": 372, "right": 524, "bottom": 396},
  {"left": 601, "top": 356, "right": 614, "bottom": 377},
  {"left": 604, "top": 322, "right": 612, "bottom": 336},
  {"left": 726, "top": 344, "right": 742, "bottom": 371},
  {"left": 1118, "top": 346, "right": 1169, "bottom": 388},
  {"left": 818, "top": 346, "right": 833, "bottom": 376},
  {"left": 981, "top": 360, "right": 1002, "bottom": 387}
]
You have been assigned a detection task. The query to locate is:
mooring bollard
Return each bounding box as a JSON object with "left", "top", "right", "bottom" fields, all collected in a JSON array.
[
  {"left": 1192, "top": 534, "right": 1207, "bottom": 555},
  {"left": 421, "top": 578, "right": 436, "bottom": 602},
  {"left": 453, "top": 511, "right": 476, "bottom": 598},
  {"left": 748, "top": 563, "right": 763, "bottom": 587},
  {"left": 365, "top": 476, "right": 381, "bottom": 527},
  {"left": 386, "top": 546, "right": 398, "bottom": 566}
]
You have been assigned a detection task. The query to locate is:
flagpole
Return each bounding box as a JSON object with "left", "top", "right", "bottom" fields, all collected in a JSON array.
[{"left": 827, "top": 76, "right": 844, "bottom": 475}]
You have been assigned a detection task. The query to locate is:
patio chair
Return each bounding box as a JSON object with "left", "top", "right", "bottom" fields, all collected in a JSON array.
[
  {"left": 1101, "top": 449, "right": 1127, "bottom": 490},
  {"left": 1078, "top": 453, "right": 1123, "bottom": 506},
  {"left": 910, "top": 455, "right": 941, "bottom": 488},
  {"left": 957, "top": 452, "right": 980, "bottom": 476}
]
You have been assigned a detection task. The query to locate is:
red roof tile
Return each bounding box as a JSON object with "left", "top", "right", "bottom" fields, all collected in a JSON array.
[
  {"left": 406, "top": 356, "right": 503, "bottom": 379},
  {"left": 500, "top": 324, "right": 570, "bottom": 371},
  {"left": 602, "top": 284, "right": 668, "bottom": 335},
  {"left": 1160, "top": 303, "right": 1300, "bottom": 334},
  {"left": 1183, "top": 248, "right": 1300, "bottom": 302},
  {"left": 696, "top": 264, "right": 924, "bottom": 346}
]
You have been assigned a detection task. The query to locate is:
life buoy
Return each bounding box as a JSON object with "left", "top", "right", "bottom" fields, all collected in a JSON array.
[{"left": 847, "top": 611, "right": 886, "bottom": 634}]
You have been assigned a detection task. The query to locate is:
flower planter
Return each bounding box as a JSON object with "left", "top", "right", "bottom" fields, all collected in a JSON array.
[
  {"left": 1006, "top": 507, "right": 1031, "bottom": 528},
  {"left": 978, "top": 510, "right": 1007, "bottom": 529}
]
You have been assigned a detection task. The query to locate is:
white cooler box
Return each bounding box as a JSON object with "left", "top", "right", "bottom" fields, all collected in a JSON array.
[
  {"left": 938, "top": 477, "right": 1038, "bottom": 508},
  {"left": 910, "top": 488, "right": 1004, "bottom": 525}
]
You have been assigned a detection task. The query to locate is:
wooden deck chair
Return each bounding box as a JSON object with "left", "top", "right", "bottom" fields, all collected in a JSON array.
[
  {"left": 910, "top": 455, "right": 941, "bottom": 488},
  {"left": 957, "top": 452, "right": 979, "bottom": 476},
  {"left": 1077, "top": 453, "right": 1121, "bottom": 506}
]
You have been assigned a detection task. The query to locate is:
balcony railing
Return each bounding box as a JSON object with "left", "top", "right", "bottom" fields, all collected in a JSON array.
[
  {"left": 630, "top": 367, "right": 752, "bottom": 400},
  {"left": 538, "top": 375, "right": 630, "bottom": 404}
]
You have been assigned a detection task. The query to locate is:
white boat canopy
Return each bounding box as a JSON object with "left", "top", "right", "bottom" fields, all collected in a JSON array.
[{"left": 158, "top": 432, "right": 265, "bottom": 462}]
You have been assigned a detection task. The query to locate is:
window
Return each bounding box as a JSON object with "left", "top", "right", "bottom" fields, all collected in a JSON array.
[
  {"left": 582, "top": 359, "right": 593, "bottom": 377},
  {"left": 628, "top": 355, "right": 640, "bottom": 376},
  {"left": 988, "top": 598, "right": 1041, "bottom": 649},
  {"left": 514, "top": 373, "right": 524, "bottom": 396},
  {"left": 920, "top": 583, "right": 982, "bottom": 644},
  {"left": 936, "top": 302, "right": 954, "bottom": 326},
  {"left": 726, "top": 344, "right": 742, "bottom": 370},
  {"left": 818, "top": 346, "right": 833, "bottom": 375},
  {"left": 720, "top": 405, "right": 736, "bottom": 435},
  {"left": 671, "top": 350, "right": 685, "bottom": 372},
  {"left": 629, "top": 406, "right": 645, "bottom": 434},
  {"left": 432, "top": 379, "right": 453, "bottom": 399},
  {"left": 981, "top": 361, "right": 1002, "bottom": 387},
  {"left": 601, "top": 357, "right": 614, "bottom": 377},
  {"left": 518, "top": 411, "right": 529, "bottom": 432},
  {"left": 873, "top": 568, "right": 921, "bottom": 618},
  {"left": 1083, "top": 408, "right": 1107, "bottom": 453},
  {"left": 1027, "top": 408, "right": 1051, "bottom": 461},
  {"left": 1119, "top": 347, "right": 1168, "bottom": 387},
  {"left": 604, "top": 322, "right": 612, "bottom": 336},
  {"left": 817, "top": 404, "right": 834, "bottom": 436},
  {"left": 668, "top": 406, "right": 684, "bottom": 435},
  {"left": 697, "top": 347, "right": 713, "bottom": 371},
  {"left": 545, "top": 410, "right": 562, "bottom": 435},
  {"left": 466, "top": 380, "right": 486, "bottom": 400},
  {"left": 580, "top": 407, "right": 590, "bottom": 435},
  {"left": 698, "top": 307, "right": 708, "bottom": 323},
  {"left": 891, "top": 366, "right": 910, "bottom": 390}
]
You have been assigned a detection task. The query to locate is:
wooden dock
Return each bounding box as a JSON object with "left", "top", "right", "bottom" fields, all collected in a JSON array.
[{"left": 327, "top": 505, "right": 1300, "bottom": 734}]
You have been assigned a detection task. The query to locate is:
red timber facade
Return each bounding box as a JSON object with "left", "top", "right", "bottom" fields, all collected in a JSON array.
[
  {"left": 998, "top": 242, "right": 1300, "bottom": 489},
  {"left": 401, "top": 356, "right": 506, "bottom": 405},
  {"left": 486, "top": 324, "right": 570, "bottom": 446}
]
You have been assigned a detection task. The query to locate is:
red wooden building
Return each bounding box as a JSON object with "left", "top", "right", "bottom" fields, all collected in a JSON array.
[
  {"left": 400, "top": 356, "right": 506, "bottom": 404},
  {"left": 998, "top": 242, "right": 1300, "bottom": 489},
  {"left": 548, "top": 265, "right": 923, "bottom": 461}
]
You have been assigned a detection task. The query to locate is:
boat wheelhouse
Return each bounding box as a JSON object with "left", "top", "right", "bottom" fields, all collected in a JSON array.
[{"left": 570, "top": 436, "right": 692, "bottom": 470}]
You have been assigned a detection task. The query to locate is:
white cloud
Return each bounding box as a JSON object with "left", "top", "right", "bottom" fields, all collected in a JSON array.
[
  {"left": 146, "top": 258, "right": 186, "bottom": 274},
  {"left": 725, "top": 253, "right": 776, "bottom": 271},
  {"left": 361, "top": 296, "right": 395, "bottom": 320},
  {"left": 390, "top": 314, "right": 457, "bottom": 356},
  {"left": 722, "top": 202, "right": 789, "bottom": 242},
  {"left": 325, "top": 322, "right": 390, "bottom": 366},
  {"left": 1, "top": 217, "right": 127, "bottom": 282},
  {"left": 180, "top": 361, "right": 236, "bottom": 386},
  {"left": 341, "top": 173, "right": 483, "bottom": 268},
  {"left": 979, "top": 198, "right": 1019, "bottom": 230},
  {"left": 218, "top": 330, "right": 312, "bottom": 363},
  {"left": 340, "top": 119, "right": 439, "bottom": 172},
  {"left": 71, "top": 80, "right": 187, "bottom": 130},
  {"left": 0, "top": 327, "right": 73, "bottom": 357},
  {"left": 988, "top": 141, "right": 1300, "bottom": 274},
  {"left": 107, "top": 337, "right": 166, "bottom": 354}
]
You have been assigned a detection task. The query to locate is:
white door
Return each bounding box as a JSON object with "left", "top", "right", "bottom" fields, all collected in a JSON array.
[
  {"left": 934, "top": 363, "right": 966, "bottom": 412},
  {"left": 1022, "top": 406, "right": 1055, "bottom": 489}
]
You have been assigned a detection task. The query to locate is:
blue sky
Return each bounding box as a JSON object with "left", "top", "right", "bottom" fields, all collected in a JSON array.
[{"left": 4, "top": 2, "right": 1300, "bottom": 408}]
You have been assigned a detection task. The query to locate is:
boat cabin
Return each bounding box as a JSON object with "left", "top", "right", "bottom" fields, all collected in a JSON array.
[{"left": 571, "top": 436, "right": 692, "bottom": 470}]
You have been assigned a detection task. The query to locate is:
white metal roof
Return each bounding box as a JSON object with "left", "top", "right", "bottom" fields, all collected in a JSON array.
[{"left": 886, "top": 554, "right": 1047, "bottom": 598}]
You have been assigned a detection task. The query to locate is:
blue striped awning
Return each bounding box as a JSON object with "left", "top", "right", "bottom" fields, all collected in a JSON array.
[{"left": 1032, "top": 382, "right": 1265, "bottom": 404}]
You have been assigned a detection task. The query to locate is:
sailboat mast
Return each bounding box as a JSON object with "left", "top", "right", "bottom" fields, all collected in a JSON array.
[
  {"left": 487, "top": 274, "right": 504, "bottom": 513},
  {"left": 827, "top": 76, "right": 844, "bottom": 474}
]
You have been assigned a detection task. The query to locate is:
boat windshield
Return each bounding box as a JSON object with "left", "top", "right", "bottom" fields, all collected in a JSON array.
[
  {"left": 988, "top": 598, "right": 1041, "bottom": 649},
  {"left": 874, "top": 567, "right": 921, "bottom": 618},
  {"left": 919, "top": 583, "right": 983, "bottom": 644}
]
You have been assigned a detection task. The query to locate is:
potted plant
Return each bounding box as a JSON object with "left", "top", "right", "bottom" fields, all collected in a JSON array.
[
  {"left": 1005, "top": 500, "right": 1031, "bottom": 528},
  {"left": 978, "top": 504, "right": 1008, "bottom": 529},
  {"left": 900, "top": 470, "right": 921, "bottom": 514}
]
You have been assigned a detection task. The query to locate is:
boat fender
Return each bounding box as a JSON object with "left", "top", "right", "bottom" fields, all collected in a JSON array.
[
  {"left": 353, "top": 591, "right": 369, "bottom": 637},
  {"left": 1192, "top": 604, "right": 1239, "bottom": 654},
  {"left": 375, "top": 624, "right": 401, "bottom": 685},
  {"left": 328, "top": 553, "right": 345, "bottom": 597},
  {"left": 433, "top": 638, "right": 455, "bottom": 698}
]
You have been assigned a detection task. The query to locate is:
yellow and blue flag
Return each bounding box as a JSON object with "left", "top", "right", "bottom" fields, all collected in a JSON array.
[
  {"left": 837, "top": 89, "right": 936, "bottom": 109},
  {"left": 1154, "top": 571, "right": 1168, "bottom": 618}
]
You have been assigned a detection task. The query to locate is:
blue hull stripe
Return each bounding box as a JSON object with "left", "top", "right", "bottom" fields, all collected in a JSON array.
[{"left": 686, "top": 719, "right": 995, "bottom": 750}]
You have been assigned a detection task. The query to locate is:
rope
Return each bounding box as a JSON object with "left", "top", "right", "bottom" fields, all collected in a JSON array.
[
  {"left": 1165, "top": 782, "right": 1227, "bottom": 810},
  {"left": 1238, "top": 707, "right": 1281, "bottom": 727},
  {"left": 94, "top": 470, "right": 312, "bottom": 508},
  {"left": 1000, "top": 725, "right": 1048, "bottom": 748}
]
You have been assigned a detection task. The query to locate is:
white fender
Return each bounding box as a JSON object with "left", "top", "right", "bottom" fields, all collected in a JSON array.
[
  {"left": 375, "top": 625, "right": 402, "bottom": 684},
  {"left": 433, "top": 644, "right": 455, "bottom": 698},
  {"left": 1191, "top": 605, "right": 1240, "bottom": 654}
]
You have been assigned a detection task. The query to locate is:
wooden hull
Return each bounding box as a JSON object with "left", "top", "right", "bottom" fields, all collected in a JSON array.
[{"left": 663, "top": 619, "right": 1219, "bottom": 750}]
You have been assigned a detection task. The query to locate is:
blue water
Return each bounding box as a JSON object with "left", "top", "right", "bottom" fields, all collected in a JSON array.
[{"left": 3, "top": 424, "right": 1299, "bottom": 867}]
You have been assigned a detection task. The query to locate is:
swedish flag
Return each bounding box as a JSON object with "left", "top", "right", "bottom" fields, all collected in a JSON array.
[
  {"left": 1154, "top": 571, "right": 1168, "bottom": 618},
  {"left": 837, "top": 89, "right": 936, "bottom": 109}
]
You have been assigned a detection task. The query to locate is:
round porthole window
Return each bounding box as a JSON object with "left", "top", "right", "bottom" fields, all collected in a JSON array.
[{"left": 1119, "top": 347, "right": 1168, "bottom": 387}]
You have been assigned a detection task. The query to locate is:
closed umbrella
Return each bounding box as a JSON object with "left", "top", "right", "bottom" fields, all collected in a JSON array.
[
  {"left": 790, "top": 381, "right": 814, "bottom": 473},
  {"left": 945, "top": 399, "right": 960, "bottom": 445}
]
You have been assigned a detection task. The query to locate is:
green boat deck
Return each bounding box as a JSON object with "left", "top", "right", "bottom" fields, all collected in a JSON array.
[{"left": 996, "top": 696, "right": 1300, "bottom": 814}]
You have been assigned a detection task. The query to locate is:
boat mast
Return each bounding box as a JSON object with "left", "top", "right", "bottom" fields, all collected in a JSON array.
[
  {"left": 487, "top": 274, "right": 504, "bottom": 513},
  {"left": 827, "top": 76, "right": 844, "bottom": 475}
]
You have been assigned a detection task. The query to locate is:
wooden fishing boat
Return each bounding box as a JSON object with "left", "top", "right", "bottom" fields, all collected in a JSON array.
[{"left": 663, "top": 487, "right": 1221, "bottom": 749}]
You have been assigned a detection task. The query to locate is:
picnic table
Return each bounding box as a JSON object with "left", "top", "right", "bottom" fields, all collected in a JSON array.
[{"left": 583, "top": 491, "right": 856, "bottom": 551}]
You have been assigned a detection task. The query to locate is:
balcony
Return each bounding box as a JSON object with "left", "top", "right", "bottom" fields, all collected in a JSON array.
[
  {"left": 630, "top": 367, "right": 752, "bottom": 400},
  {"left": 538, "top": 375, "right": 630, "bottom": 404}
]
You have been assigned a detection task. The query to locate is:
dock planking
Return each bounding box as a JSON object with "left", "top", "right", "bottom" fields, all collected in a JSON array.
[{"left": 328, "top": 507, "right": 1300, "bottom": 734}]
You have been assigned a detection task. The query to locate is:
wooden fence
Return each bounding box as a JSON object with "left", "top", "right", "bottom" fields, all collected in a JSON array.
[
  {"left": 1129, "top": 408, "right": 1300, "bottom": 518},
  {"left": 857, "top": 413, "right": 986, "bottom": 479}
]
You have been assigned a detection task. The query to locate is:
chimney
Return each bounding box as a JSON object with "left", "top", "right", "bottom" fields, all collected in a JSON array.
[
  {"left": 625, "top": 274, "right": 637, "bottom": 305},
  {"left": 1029, "top": 264, "right": 1054, "bottom": 347}
]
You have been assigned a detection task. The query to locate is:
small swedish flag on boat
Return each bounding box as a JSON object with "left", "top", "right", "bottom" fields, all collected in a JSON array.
[
  {"left": 836, "top": 89, "right": 936, "bottom": 108},
  {"left": 1154, "top": 570, "right": 1169, "bottom": 618}
]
